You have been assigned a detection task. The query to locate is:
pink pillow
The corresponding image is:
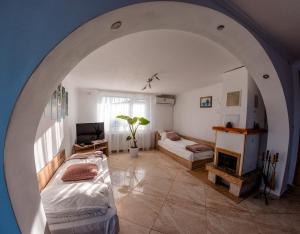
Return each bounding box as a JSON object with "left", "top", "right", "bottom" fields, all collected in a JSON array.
[
  {"left": 166, "top": 132, "right": 181, "bottom": 141},
  {"left": 186, "top": 144, "right": 212, "bottom": 153},
  {"left": 61, "top": 163, "right": 98, "bottom": 182}
]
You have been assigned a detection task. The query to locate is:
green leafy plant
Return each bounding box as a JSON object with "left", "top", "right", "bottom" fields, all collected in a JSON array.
[{"left": 116, "top": 115, "right": 150, "bottom": 148}]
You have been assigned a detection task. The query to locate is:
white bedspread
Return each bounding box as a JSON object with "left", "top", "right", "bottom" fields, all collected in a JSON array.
[
  {"left": 41, "top": 182, "right": 110, "bottom": 224},
  {"left": 41, "top": 155, "right": 119, "bottom": 234},
  {"left": 158, "top": 138, "right": 213, "bottom": 161}
]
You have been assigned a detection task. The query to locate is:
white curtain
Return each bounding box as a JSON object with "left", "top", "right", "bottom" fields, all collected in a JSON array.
[{"left": 97, "top": 91, "right": 154, "bottom": 153}]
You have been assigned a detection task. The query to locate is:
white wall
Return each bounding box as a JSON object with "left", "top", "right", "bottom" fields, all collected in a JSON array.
[
  {"left": 246, "top": 76, "right": 266, "bottom": 129},
  {"left": 34, "top": 80, "right": 78, "bottom": 172},
  {"left": 77, "top": 89, "right": 98, "bottom": 123},
  {"left": 221, "top": 67, "right": 248, "bottom": 128},
  {"left": 173, "top": 83, "right": 223, "bottom": 142}
]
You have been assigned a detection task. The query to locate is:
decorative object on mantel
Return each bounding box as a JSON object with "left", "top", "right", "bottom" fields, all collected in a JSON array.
[
  {"left": 253, "top": 121, "right": 260, "bottom": 129},
  {"left": 142, "top": 73, "right": 160, "bottom": 90},
  {"left": 200, "top": 96, "right": 212, "bottom": 108},
  {"left": 223, "top": 114, "right": 240, "bottom": 128},
  {"left": 225, "top": 122, "right": 233, "bottom": 128},
  {"left": 255, "top": 150, "right": 279, "bottom": 205}
]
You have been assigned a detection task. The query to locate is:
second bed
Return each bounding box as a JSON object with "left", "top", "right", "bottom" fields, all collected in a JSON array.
[{"left": 156, "top": 131, "right": 214, "bottom": 170}]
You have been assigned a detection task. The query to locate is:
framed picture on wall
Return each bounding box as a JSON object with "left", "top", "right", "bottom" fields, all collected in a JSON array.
[
  {"left": 65, "top": 92, "right": 68, "bottom": 116},
  {"left": 62, "top": 89, "right": 68, "bottom": 117},
  {"left": 48, "top": 84, "right": 68, "bottom": 121},
  {"left": 200, "top": 96, "right": 212, "bottom": 108},
  {"left": 57, "top": 85, "right": 62, "bottom": 120},
  {"left": 44, "top": 100, "right": 51, "bottom": 118},
  {"left": 226, "top": 91, "right": 241, "bottom": 106},
  {"left": 51, "top": 90, "right": 57, "bottom": 120}
]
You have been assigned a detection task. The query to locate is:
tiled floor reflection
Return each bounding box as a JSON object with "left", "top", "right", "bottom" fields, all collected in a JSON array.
[{"left": 108, "top": 150, "right": 300, "bottom": 234}]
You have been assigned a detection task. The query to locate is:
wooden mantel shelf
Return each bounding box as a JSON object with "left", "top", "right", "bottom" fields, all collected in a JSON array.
[{"left": 212, "top": 126, "right": 267, "bottom": 135}]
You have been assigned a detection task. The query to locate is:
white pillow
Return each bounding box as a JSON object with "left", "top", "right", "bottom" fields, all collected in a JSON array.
[{"left": 160, "top": 131, "right": 167, "bottom": 141}]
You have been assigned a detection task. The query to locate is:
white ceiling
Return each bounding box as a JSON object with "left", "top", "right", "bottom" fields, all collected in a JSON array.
[
  {"left": 228, "top": 0, "right": 300, "bottom": 60},
  {"left": 65, "top": 30, "right": 242, "bottom": 94}
]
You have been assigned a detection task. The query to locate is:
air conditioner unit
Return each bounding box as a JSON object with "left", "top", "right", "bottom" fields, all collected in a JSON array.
[{"left": 156, "top": 95, "right": 176, "bottom": 105}]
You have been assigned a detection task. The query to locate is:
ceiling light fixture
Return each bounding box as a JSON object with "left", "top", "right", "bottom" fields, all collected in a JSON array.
[
  {"left": 217, "top": 25, "right": 225, "bottom": 31},
  {"left": 263, "top": 74, "right": 270, "bottom": 79},
  {"left": 142, "top": 73, "right": 160, "bottom": 90},
  {"left": 111, "top": 21, "right": 122, "bottom": 30}
]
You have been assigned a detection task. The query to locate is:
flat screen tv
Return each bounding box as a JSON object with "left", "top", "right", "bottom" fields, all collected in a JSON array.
[{"left": 76, "top": 122, "right": 104, "bottom": 145}]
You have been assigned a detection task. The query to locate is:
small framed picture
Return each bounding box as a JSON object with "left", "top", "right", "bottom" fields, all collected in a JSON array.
[
  {"left": 200, "top": 96, "right": 212, "bottom": 108},
  {"left": 226, "top": 91, "right": 240, "bottom": 106},
  {"left": 51, "top": 90, "right": 57, "bottom": 120}
]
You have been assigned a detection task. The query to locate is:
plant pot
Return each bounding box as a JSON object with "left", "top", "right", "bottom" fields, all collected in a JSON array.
[{"left": 129, "top": 147, "right": 139, "bottom": 158}]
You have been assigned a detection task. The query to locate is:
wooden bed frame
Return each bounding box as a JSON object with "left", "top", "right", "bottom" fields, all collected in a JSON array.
[
  {"left": 155, "top": 132, "right": 214, "bottom": 170},
  {"left": 36, "top": 150, "right": 66, "bottom": 192}
]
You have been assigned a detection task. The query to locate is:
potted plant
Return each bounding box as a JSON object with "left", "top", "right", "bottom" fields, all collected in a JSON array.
[{"left": 116, "top": 115, "right": 150, "bottom": 157}]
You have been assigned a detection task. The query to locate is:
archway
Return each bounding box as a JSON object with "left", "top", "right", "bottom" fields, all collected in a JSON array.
[{"left": 4, "top": 2, "right": 291, "bottom": 233}]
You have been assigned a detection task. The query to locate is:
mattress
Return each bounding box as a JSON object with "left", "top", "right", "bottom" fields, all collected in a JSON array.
[
  {"left": 41, "top": 155, "right": 119, "bottom": 234},
  {"left": 158, "top": 138, "right": 213, "bottom": 161}
]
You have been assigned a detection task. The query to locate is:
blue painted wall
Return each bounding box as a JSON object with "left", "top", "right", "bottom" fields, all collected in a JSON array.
[
  {"left": 0, "top": 1, "right": 148, "bottom": 232},
  {"left": 0, "top": 0, "right": 292, "bottom": 233}
]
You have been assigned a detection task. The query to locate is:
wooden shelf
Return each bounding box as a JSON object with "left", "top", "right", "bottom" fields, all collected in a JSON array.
[
  {"left": 73, "top": 140, "right": 109, "bottom": 156},
  {"left": 212, "top": 126, "right": 267, "bottom": 135}
]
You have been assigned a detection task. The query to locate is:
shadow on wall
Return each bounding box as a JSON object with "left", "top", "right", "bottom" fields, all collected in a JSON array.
[
  {"left": 30, "top": 200, "right": 50, "bottom": 234},
  {"left": 34, "top": 120, "right": 64, "bottom": 172}
]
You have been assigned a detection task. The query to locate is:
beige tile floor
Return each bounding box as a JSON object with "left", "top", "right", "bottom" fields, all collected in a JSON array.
[{"left": 108, "top": 150, "right": 300, "bottom": 234}]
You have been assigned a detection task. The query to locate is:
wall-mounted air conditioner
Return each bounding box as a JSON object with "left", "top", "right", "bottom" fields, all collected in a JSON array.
[{"left": 156, "top": 95, "right": 176, "bottom": 105}]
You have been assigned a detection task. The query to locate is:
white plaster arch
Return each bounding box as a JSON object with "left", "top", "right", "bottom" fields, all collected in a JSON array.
[{"left": 4, "top": 2, "right": 291, "bottom": 233}]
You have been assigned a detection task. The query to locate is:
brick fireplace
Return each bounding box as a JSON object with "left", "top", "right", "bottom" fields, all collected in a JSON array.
[{"left": 206, "top": 126, "right": 266, "bottom": 196}]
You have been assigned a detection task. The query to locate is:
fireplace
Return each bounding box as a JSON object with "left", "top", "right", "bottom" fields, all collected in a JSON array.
[
  {"left": 218, "top": 152, "right": 237, "bottom": 174},
  {"left": 207, "top": 126, "right": 265, "bottom": 197},
  {"left": 215, "top": 148, "right": 241, "bottom": 175}
]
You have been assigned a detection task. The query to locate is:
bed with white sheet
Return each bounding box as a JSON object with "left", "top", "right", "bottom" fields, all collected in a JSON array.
[
  {"left": 156, "top": 131, "right": 214, "bottom": 170},
  {"left": 40, "top": 154, "right": 119, "bottom": 234}
]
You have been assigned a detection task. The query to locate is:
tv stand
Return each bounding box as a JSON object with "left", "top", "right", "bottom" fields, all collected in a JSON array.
[{"left": 73, "top": 139, "right": 109, "bottom": 156}]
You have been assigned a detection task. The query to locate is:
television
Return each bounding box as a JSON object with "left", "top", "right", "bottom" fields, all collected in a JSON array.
[{"left": 76, "top": 122, "right": 105, "bottom": 145}]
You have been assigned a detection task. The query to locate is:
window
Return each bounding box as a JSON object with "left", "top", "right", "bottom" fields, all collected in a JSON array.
[
  {"left": 110, "top": 97, "right": 130, "bottom": 132},
  {"left": 97, "top": 94, "right": 150, "bottom": 133}
]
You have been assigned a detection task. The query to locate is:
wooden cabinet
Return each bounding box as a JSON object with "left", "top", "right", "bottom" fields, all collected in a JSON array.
[{"left": 73, "top": 140, "right": 109, "bottom": 156}]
